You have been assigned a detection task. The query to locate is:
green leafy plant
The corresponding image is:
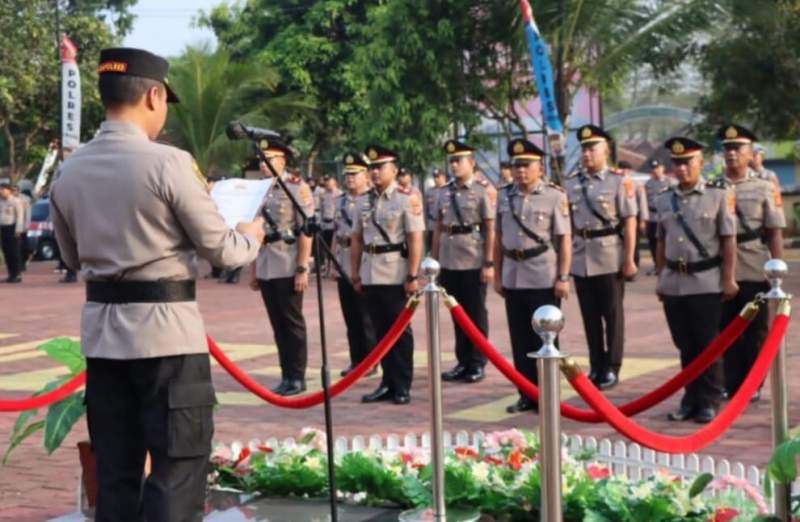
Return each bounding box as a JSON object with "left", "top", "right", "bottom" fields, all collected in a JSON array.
[
  {"left": 3, "top": 338, "right": 86, "bottom": 464},
  {"left": 765, "top": 435, "right": 800, "bottom": 517}
]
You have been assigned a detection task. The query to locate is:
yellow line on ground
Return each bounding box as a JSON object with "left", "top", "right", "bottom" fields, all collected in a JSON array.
[
  {"left": 447, "top": 356, "right": 678, "bottom": 423},
  {"left": 0, "top": 367, "right": 67, "bottom": 392},
  {"left": 0, "top": 333, "right": 19, "bottom": 341},
  {"left": 0, "top": 339, "right": 56, "bottom": 355}
]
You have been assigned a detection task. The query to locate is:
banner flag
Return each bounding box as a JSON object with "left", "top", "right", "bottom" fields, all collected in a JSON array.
[
  {"left": 61, "top": 34, "right": 81, "bottom": 150},
  {"left": 519, "top": 0, "right": 563, "bottom": 133}
]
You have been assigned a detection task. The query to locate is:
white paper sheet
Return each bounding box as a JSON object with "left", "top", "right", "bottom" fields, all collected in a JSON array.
[{"left": 210, "top": 178, "right": 273, "bottom": 229}]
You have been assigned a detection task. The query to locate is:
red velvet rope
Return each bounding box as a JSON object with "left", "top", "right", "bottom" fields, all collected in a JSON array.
[
  {"left": 449, "top": 302, "right": 752, "bottom": 422},
  {"left": 208, "top": 303, "right": 417, "bottom": 409},
  {"left": 0, "top": 372, "right": 86, "bottom": 412},
  {"left": 567, "top": 313, "right": 789, "bottom": 453}
]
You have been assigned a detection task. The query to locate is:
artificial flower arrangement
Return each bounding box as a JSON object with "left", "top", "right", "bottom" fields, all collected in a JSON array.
[{"left": 209, "top": 428, "right": 772, "bottom": 522}]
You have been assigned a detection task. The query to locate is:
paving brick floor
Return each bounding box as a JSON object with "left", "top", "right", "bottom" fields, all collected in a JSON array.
[{"left": 0, "top": 258, "right": 798, "bottom": 521}]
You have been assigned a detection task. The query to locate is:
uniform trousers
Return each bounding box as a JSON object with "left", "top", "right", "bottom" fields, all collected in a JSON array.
[
  {"left": 504, "top": 287, "right": 559, "bottom": 394},
  {"left": 86, "top": 354, "right": 215, "bottom": 522},
  {"left": 364, "top": 285, "right": 414, "bottom": 393},
  {"left": 646, "top": 221, "right": 659, "bottom": 263},
  {"left": 338, "top": 278, "right": 376, "bottom": 366},
  {"left": 574, "top": 273, "right": 625, "bottom": 375},
  {"left": 439, "top": 268, "right": 488, "bottom": 370},
  {"left": 721, "top": 280, "right": 770, "bottom": 395},
  {"left": 319, "top": 229, "right": 334, "bottom": 268},
  {"left": 259, "top": 277, "right": 308, "bottom": 381},
  {"left": 1, "top": 224, "right": 20, "bottom": 279},
  {"left": 662, "top": 293, "right": 724, "bottom": 409}
]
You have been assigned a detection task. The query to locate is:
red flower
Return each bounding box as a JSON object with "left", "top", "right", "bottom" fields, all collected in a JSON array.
[
  {"left": 507, "top": 450, "right": 528, "bottom": 471},
  {"left": 400, "top": 452, "right": 414, "bottom": 465},
  {"left": 234, "top": 447, "right": 251, "bottom": 468},
  {"left": 484, "top": 455, "right": 504, "bottom": 466},
  {"left": 454, "top": 447, "right": 480, "bottom": 460},
  {"left": 709, "top": 507, "right": 739, "bottom": 522},
  {"left": 586, "top": 464, "right": 610, "bottom": 480},
  {"left": 257, "top": 445, "right": 273, "bottom": 453}
]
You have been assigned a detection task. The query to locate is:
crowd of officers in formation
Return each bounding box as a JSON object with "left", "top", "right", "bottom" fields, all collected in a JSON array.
[{"left": 251, "top": 122, "right": 784, "bottom": 425}]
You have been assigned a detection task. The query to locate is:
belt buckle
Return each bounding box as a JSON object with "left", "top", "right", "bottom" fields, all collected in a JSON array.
[
  {"left": 366, "top": 244, "right": 375, "bottom": 254},
  {"left": 581, "top": 229, "right": 590, "bottom": 239},
  {"left": 678, "top": 259, "right": 688, "bottom": 274},
  {"left": 514, "top": 249, "right": 525, "bottom": 262}
]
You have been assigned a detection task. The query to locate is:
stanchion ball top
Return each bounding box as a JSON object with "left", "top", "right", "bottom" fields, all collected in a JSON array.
[
  {"left": 421, "top": 257, "right": 441, "bottom": 278},
  {"left": 532, "top": 305, "right": 564, "bottom": 336},
  {"left": 765, "top": 259, "right": 788, "bottom": 279}
]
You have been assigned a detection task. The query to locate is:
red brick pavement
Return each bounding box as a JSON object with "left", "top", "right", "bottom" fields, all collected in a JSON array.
[{"left": 0, "top": 260, "right": 797, "bottom": 520}]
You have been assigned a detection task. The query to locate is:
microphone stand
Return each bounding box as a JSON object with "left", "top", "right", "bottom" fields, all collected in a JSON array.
[{"left": 249, "top": 140, "right": 344, "bottom": 522}]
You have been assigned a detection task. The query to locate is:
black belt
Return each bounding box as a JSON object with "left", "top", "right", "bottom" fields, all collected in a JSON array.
[
  {"left": 648, "top": 207, "right": 657, "bottom": 213},
  {"left": 503, "top": 245, "right": 549, "bottom": 261},
  {"left": 337, "top": 236, "right": 351, "bottom": 248},
  {"left": 86, "top": 280, "right": 196, "bottom": 303},
  {"left": 264, "top": 231, "right": 297, "bottom": 245},
  {"left": 574, "top": 226, "right": 620, "bottom": 239},
  {"left": 365, "top": 243, "right": 403, "bottom": 255},
  {"left": 444, "top": 224, "right": 478, "bottom": 235},
  {"left": 322, "top": 218, "right": 334, "bottom": 223},
  {"left": 737, "top": 228, "right": 764, "bottom": 243},
  {"left": 666, "top": 256, "right": 721, "bottom": 274}
]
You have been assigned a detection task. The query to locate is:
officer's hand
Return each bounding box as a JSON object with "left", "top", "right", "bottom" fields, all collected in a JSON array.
[
  {"left": 295, "top": 272, "right": 309, "bottom": 292},
  {"left": 352, "top": 278, "right": 363, "bottom": 294},
  {"left": 249, "top": 278, "right": 260, "bottom": 292},
  {"left": 721, "top": 280, "right": 739, "bottom": 302},
  {"left": 237, "top": 218, "right": 266, "bottom": 244},
  {"left": 404, "top": 278, "right": 419, "bottom": 297},
  {"left": 622, "top": 260, "right": 638, "bottom": 279},
  {"left": 480, "top": 266, "right": 494, "bottom": 284},
  {"left": 493, "top": 277, "right": 505, "bottom": 298},
  {"left": 554, "top": 280, "right": 570, "bottom": 300}
]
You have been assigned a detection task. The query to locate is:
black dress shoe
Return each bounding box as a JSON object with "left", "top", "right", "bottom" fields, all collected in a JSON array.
[
  {"left": 463, "top": 366, "right": 485, "bottom": 383},
  {"left": 5, "top": 276, "right": 22, "bottom": 283},
  {"left": 393, "top": 391, "right": 411, "bottom": 405},
  {"left": 271, "top": 379, "right": 289, "bottom": 394},
  {"left": 341, "top": 365, "right": 378, "bottom": 377},
  {"left": 60, "top": 273, "right": 76, "bottom": 283},
  {"left": 721, "top": 390, "right": 731, "bottom": 401},
  {"left": 596, "top": 372, "right": 618, "bottom": 390},
  {"left": 694, "top": 407, "right": 717, "bottom": 424},
  {"left": 667, "top": 404, "right": 695, "bottom": 422},
  {"left": 505, "top": 397, "right": 538, "bottom": 414},
  {"left": 280, "top": 379, "right": 306, "bottom": 396},
  {"left": 441, "top": 364, "right": 467, "bottom": 382},
  {"left": 340, "top": 365, "right": 354, "bottom": 377},
  {"left": 588, "top": 370, "right": 598, "bottom": 383},
  {"left": 362, "top": 386, "right": 392, "bottom": 403}
]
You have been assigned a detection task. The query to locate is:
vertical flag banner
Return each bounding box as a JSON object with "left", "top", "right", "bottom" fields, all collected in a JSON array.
[
  {"left": 61, "top": 34, "right": 81, "bottom": 150},
  {"left": 519, "top": 0, "right": 563, "bottom": 133}
]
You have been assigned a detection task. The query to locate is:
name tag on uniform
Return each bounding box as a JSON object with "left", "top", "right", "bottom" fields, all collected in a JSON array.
[{"left": 211, "top": 178, "right": 273, "bottom": 229}]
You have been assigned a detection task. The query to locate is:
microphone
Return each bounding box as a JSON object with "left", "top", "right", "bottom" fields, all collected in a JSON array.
[{"left": 225, "top": 121, "right": 282, "bottom": 142}]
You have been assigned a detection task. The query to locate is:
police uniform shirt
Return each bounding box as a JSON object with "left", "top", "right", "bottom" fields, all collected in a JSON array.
[
  {"left": 334, "top": 192, "right": 361, "bottom": 278},
  {"left": 424, "top": 185, "right": 442, "bottom": 231},
  {"left": 49, "top": 120, "right": 261, "bottom": 359},
  {"left": 498, "top": 183, "right": 570, "bottom": 289},
  {"left": 354, "top": 182, "right": 425, "bottom": 285},
  {"left": 755, "top": 167, "right": 779, "bottom": 185},
  {"left": 645, "top": 176, "right": 676, "bottom": 223},
  {"left": 436, "top": 177, "right": 496, "bottom": 270},
  {"left": 655, "top": 180, "right": 736, "bottom": 296},
  {"left": 0, "top": 196, "right": 24, "bottom": 233},
  {"left": 255, "top": 173, "right": 315, "bottom": 280},
  {"left": 320, "top": 187, "right": 342, "bottom": 230},
  {"left": 725, "top": 170, "right": 786, "bottom": 282},
  {"left": 564, "top": 169, "right": 638, "bottom": 277},
  {"left": 635, "top": 179, "right": 649, "bottom": 222},
  {"left": 20, "top": 193, "right": 32, "bottom": 229}
]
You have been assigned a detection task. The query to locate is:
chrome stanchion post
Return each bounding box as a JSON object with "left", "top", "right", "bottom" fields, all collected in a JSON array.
[
  {"left": 764, "top": 259, "right": 791, "bottom": 521},
  {"left": 532, "top": 305, "right": 566, "bottom": 522}
]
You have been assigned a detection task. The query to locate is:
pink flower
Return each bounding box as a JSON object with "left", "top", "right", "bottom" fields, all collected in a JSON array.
[
  {"left": 709, "top": 507, "right": 739, "bottom": 522},
  {"left": 709, "top": 475, "right": 769, "bottom": 514},
  {"left": 485, "top": 429, "right": 528, "bottom": 452},
  {"left": 586, "top": 464, "right": 610, "bottom": 480},
  {"left": 211, "top": 444, "right": 233, "bottom": 465}
]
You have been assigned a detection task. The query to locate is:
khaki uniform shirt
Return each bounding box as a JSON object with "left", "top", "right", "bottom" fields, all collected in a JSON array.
[
  {"left": 725, "top": 170, "right": 786, "bottom": 282},
  {"left": 497, "top": 183, "right": 571, "bottom": 289},
  {"left": 645, "top": 176, "right": 677, "bottom": 223},
  {"left": 333, "top": 191, "right": 362, "bottom": 279},
  {"left": 564, "top": 168, "right": 638, "bottom": 277},
  {"left": 354, "top": 182, "right": 425, "bottom": 285},
  {"left": 320, "top": 187, "right": 342, "bottom": 231},
  {"left": 655, "top": 180, "right": 736, "bottom": 296},
  {"left": 255, "top": 173, "right": 315, "bottom": 281},
  {"left": 424, "top": 186, "right": 442, "bottom": 231},
  {"left": 49, "top": 120, "right": 260, "bottom": 359},
  {"left": 20, "top": 194, "right": 32, "bottom": 229},
  {"left": 0, "top": 196, "right": 24, "bottom": 234},
  {"left": 635, "top": 180, "right": 649, "bottom": 222},
  {"left": 436, "top": 177, "right": 497, "bottom": 270},
  {"left": 755, "top": 167, "right": 779, "bottom": 186}
]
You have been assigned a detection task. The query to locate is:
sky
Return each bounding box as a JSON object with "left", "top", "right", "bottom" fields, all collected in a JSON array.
[{"left": 123, "top": 0, "right": 221, "bottom": 58}]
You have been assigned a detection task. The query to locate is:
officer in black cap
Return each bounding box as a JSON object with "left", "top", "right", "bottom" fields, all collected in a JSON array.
[
  {"left": 499, "top": 160, "right": 514, "bottom": 188},
  {"left": 49, "top": 47, "right": 264, "bottom": 522}
]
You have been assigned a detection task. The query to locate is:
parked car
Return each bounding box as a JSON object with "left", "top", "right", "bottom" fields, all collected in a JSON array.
[{"left": 26, "top": 198, "right": 59, "bottom": 261}]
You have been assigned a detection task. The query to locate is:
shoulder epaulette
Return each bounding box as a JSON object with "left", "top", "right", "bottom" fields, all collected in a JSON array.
[
  {"left": 547, "top": 182, "right": 565, "bottom": 192},
  {"left": 707, "top": 177, "right": 728, "bottom": 189}
]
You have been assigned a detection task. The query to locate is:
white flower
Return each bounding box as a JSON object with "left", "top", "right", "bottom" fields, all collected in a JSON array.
[
  {"left": 471, "top": 462, "right": 490, "bottom": 484},
  {"left": 306, "top": 456, "right": 322, "bottom": 471}
]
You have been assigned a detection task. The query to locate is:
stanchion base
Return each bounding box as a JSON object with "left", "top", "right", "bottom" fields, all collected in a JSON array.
[{"left": 398, "top": 507, "right": 481, "bottom": 522}]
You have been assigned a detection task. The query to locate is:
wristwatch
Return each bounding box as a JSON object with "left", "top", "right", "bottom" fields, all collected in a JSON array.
[
  {"left": 557, "top": 274, "right": 570, "bottom": 282},
  {"left": 483, "top": 261, "right": 494, "bottom": 268},
  {"left": 295, "top": 265, "right": 308, "bottom": 274},
  {"left": 405, "top": 274, "right": 418, "bottom": 283}
]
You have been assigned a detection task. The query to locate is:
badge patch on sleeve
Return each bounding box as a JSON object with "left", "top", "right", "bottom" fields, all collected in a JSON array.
[
  {"left": 409, "top": 192, "right": 423, "bottom": 216},
  {"left": 727, "top": 192, "right": 736, "bottom": 214},
  {"left": 299, "top": 184, "right": 313, "bottom": 207},
  {"left": 773, "top": 185, "right": 783, "bottom": 208},
  {"left": 623, "top": 177, "right": 635, "bottom": 198},
  {"left": 561, "top": 195, "right": 570, "bottom": 216}
]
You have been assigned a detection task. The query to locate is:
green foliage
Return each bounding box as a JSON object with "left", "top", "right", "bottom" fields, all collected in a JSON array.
[
  {"left": 337, "top": 452, "right": 411, "bottom": 505},
  {"left": 689, "top": 472, "right": 714, "bottom": 498},
  {"left": 43, "top": 391, "right": 85, "bottom": 454},
  {"left": 40, "top": 337, "right": 85, "bottom": 376}
]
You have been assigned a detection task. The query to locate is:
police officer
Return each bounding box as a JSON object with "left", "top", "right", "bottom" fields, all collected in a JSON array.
[
  {"left": 431, "top": 140, "right": 496, "bottom": 383},
  {"left": 655, "top": 137, "right": 738, "bottom": 423},
  {"left": 424, "top": 168, "right": 447, "bottom": 251},
  {"left": 319, "top": 174, "right": 342, "bottom": 276},
  {"left": 14, "top": 186, "right": 32, "bottom": 272},
  {"left": 716, "top": 124, "right": 785, "bottom": 401},
  {"left": 618, "top": 160, "right": 649, "bottom": 269},
  {"left": 49, "top": 47, "right": 264, "bottom": 522},
  {"left": 499, "top": 160, "right": 514, "bottom": 188},
  {"left": 751, "top": 144, "right": 780, "bottom": 186},
  {"left": 336, "top": 152, "right": 377, "bottom": 376},
  {"left": 0, "top": 183, "right": 24, "bottom": 283},
  {"left": 494, "top": 139, "right": 572, "bottom": 413},
  {"left": 644, "top": 160, "right": 675, "bottom": 274},
  {"left": 250, "top": 138, "right": 315, "bottom": 396},
  {"left": 565, "top": 125, "right": 638, "bottom": 389},
  {"left": 351, "top": 145, "right": 425, "bottom": 405}
]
